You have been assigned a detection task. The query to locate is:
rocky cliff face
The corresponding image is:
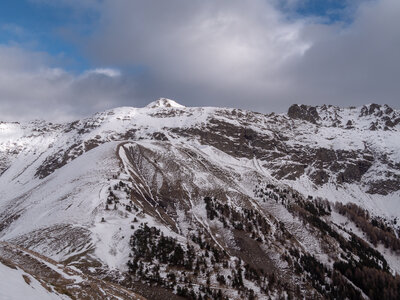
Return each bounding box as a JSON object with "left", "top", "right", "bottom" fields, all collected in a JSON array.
[
  {"left": 284, "top": 103, "right": 400, "bottom": 196},
  {"left": 0, "top": 99, "right": 399, "bottom": 299},
  {"left": 288, "top": 104, "right": 320, "bottom": 124}
]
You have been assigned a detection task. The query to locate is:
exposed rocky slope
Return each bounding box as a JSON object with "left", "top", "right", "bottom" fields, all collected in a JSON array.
[
  {"left": 0, "top": 241, "right": 144, "bottom": 300},
  {"left": 0, "top": 99, "right": 399, "bottom": 299}
]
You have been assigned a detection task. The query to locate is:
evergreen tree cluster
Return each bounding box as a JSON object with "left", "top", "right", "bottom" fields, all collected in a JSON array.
[
  {"left": 334, "top": 261, "right": 400, "bottom": 300},
  {"left": 253, "top": 183, "right": 291, "bottom": 206},
  {"left": 280, "top": 246, "right": 362, "bottom": 299},
  {"left": 128, "top": 223, "right": 233, "bottom": 299},
  {"left": 129, "top": 223, "right": 187, "bottom": 267},
  {"left": 127, "top": 221, "right": 280, "bottom": 299},
  {"left": 204, "top": 196, "right": 271, "bottom": 242},
  {"left": 104, "top": 179, "right": 138, "bottom": 213}
]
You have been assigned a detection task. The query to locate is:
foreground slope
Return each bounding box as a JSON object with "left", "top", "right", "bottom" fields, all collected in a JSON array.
[
  {"left": 0, "top": 242, "right": 144, "bottom": 300},
  {"left": 0, "top": 98, "right": 399, "bottom": 299}
]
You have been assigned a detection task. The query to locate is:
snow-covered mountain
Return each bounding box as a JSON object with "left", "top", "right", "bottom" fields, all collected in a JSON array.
[{"left": 0, "top": 98, "right": 399, "bottom": 299}]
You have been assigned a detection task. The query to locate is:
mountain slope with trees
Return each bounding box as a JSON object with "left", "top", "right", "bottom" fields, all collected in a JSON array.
[{"left": 0, "top": 99, "right": 399, "bottom": 299}]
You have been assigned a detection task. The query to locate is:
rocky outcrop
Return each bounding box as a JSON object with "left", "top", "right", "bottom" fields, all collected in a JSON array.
[
  {"left": 359, "top": 104, "right": 400, "bottom": 130},
  {"left": 337, "top": 160, "right": 373, "bottom": 184},
  {"left": 288, "top": 104, "right": 320, "bottom": 124}
]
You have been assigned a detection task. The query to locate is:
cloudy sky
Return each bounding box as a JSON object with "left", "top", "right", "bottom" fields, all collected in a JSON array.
[{"left": 0, "top": 0, "right": 399, "bottom": 121}]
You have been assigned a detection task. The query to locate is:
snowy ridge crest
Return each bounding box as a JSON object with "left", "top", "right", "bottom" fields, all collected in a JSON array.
[{"left": 288, "top": 103, "right": 400, "bottom": 130}]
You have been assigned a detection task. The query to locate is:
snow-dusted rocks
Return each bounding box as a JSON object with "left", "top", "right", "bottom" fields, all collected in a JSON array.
[{"left": 0, "top": 99, "right": 399, "bottom": 299}]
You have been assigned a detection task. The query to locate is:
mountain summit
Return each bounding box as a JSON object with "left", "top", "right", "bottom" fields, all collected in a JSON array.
[{"left": 145, "top": 97, "right": 185, "bottom": 109}]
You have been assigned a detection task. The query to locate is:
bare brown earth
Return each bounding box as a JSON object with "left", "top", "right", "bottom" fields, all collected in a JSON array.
[{"left": 0, "top": 241, "right": 146, "bottom": 300}]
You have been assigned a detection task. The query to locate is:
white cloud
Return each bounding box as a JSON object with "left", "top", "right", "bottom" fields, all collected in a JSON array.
[
  {"left": 0, "top": 46, "right": 135, "bottom": 121},
  {"left": 83, "top": 68, "right": 121, "bottom": 78}
]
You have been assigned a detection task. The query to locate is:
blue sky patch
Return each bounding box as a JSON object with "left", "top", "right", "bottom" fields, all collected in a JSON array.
[
  {"left": 275, "top": 0, "right": 366, "bottom": 24},
  {"left": 0, "top": 0, "right": 97, "bottom": 72}
]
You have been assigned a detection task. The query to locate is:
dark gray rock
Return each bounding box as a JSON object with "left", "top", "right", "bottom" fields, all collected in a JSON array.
[{"left": 288, "top": 104, "right": 320, "bottom": 124}]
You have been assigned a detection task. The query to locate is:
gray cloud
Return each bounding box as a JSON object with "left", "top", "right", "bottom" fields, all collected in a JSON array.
[
  {"left": 281, "top": 0, "right": 400, "bottom": 108},
  {"left": 82, "top": 0, "right": 400, "bottom": 112},
  {"left": 0, "top": 0, "right": 399, "bottom": 121},
  {"left": 84, "top": 0, "right": 308, "bottom": 112}
]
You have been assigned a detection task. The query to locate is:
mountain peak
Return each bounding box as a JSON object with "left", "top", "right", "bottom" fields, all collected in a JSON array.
[{"left": 145, "top": 98, "right": 185, "bottom": 109}]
